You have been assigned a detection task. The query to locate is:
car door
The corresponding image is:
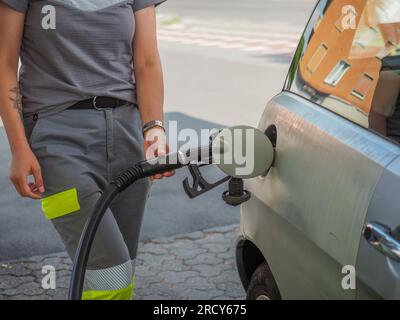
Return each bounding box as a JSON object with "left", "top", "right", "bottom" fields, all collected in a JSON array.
[
  {"left": 243, "top": 0, "right": 400, "bottom": 299},
  {"left": 356, "top": 52, "right": 400, "bottom": 299}
]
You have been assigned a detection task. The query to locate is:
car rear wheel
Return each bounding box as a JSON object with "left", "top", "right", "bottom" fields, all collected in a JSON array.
[{"left": 246, "top": 262, "right": 281, "bottom": 300}]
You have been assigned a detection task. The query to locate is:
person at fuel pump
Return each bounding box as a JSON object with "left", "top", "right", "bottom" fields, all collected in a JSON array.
[{"left": 0, "top": 0, "right": 174, "bottom": 300}]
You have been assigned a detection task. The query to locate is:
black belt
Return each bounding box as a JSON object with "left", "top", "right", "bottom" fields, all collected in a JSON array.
[{"left": 69, "top": 97, "right": 128, "bottom": 110}]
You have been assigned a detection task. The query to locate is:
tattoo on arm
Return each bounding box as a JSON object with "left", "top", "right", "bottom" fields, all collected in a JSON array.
[{"left": 9, "top": 85, "right": 23, "bottom": 118}]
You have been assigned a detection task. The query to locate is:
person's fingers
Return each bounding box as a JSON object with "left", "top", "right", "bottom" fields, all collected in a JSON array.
[
  {"left": 28, "top": 183, "right": 42, "bottom": 195},
  {"left": 145, "top": 140, "right": 174, "bottom": 181},
  {"left": 23, "top": 186, "right": 41, "bottom": 199},
  {"left": 156, "top": 135, "right": 167, "bottom": 154},
  {"left": 156, "top": 147, "right": 167, "bottom": 157},
  {"left": 16, "top": 176, "right": 41, "bottom": 199},
  {"left": 152, "top": 171, "right": 175, "bottom": 180},
  {"left": 152, "top": 145, "right": 166, "bottom": 181},
  {"left": 163, "top": 170, "right": 175, "bottom": 178},
  {"left": 32, "top": 165, "right": 45, "bottom": 193},
  {"left": 28, "top": 182, "right": 37, "bottom": 192},
  {"left": 13, "top": 180, "right": 22, "bottom": 196},
  {"left": 10, "top": 174, "right": 31, "bottom": 197},
  {"left": 21, "top": 180, "right": 41, "bottom": 199},
  {"left": 10, "top": 175, "right": 22, "bottom": 196}
]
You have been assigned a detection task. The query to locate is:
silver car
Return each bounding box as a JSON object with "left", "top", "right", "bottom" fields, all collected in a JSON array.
[{"left": 236, "top": 0, "right": 400, "bottom": 300}]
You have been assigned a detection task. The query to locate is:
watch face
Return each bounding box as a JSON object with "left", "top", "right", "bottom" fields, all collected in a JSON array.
[{"left": 143, "top": 120, "right": 165, "bottom": 135}]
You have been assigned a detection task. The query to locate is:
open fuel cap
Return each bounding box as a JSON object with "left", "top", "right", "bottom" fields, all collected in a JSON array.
[{"left": 212, "top": 125, "right": 274, "bottom": 179}]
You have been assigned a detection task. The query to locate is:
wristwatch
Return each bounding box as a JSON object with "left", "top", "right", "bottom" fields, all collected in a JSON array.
[{"left": 142, "top": 120, "right": 165, "bottom": 136}]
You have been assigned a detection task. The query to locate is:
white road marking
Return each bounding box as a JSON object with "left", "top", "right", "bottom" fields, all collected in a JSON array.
[{"left": 157, "top": 27, "right": 300, "bottom": 55}]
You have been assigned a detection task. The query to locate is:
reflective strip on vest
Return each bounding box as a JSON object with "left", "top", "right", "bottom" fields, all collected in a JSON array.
[{"left": 41, "top": 188, "right": 80, "bottom": 220}]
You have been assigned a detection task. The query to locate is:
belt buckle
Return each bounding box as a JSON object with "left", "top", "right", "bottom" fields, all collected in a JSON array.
[
  {"left": 92, "top": 96, "right": 101, "bottom": 110},
  {"left": 93, "top": 96, "right": 112, "bottom": 110}
]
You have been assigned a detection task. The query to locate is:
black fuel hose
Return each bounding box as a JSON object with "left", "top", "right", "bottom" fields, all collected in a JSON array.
[
  {"left": 69, "top": 184, "right": 119, "bottom": 300},
  {"left": 69, "top": 160, "right": 183, "bottom": 300},
  {"left": 68, "top": 138, "right": 216, "bottom": 300}
]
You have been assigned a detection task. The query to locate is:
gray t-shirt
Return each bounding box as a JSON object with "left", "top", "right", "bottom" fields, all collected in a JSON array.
[{"left": 1, "top": 0, "right": 165, "bottom": 119}]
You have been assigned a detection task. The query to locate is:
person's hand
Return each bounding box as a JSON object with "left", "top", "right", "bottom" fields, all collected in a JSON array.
[
  {"left": 10, "top": 146, "right": 44, "bottom": 199},
  {"left": 144, "top": 127, "right": 175, "bottom": 181}
]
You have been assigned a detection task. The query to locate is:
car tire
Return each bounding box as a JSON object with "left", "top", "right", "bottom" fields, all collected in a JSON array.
[{"left": 246, "top": 262, "right": 281, "bottom": 300}]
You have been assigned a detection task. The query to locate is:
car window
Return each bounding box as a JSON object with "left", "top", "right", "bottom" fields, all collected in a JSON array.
[{"left": 286, "top": 0, "right": 400, "bottom": 144}]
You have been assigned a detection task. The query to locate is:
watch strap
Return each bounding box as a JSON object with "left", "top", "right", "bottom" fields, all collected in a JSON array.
[{"left": 142, "top": 120, "right": 165, "bottom": 135}]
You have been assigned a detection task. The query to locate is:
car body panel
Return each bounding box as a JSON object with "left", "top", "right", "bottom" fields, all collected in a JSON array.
[
  {"left": 241, "top": 196, "right": 353, "bottom": 299},
  {"left": 240, "top": 91, "right": 400, "bottom": 299},
  {"left": 356, "top": 155, "right": 400, "bottom": 299}
]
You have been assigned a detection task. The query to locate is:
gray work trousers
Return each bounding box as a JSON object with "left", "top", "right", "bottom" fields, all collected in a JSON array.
[{"left": 24, "top": 103, "right": 150, "bottom": 300}]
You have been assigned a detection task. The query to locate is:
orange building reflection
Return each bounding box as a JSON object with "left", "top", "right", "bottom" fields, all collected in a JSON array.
[{"left": 299, "top": 0, "right": 399, "bottom": 117}]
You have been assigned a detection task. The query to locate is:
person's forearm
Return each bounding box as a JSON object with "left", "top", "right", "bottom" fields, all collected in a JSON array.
[
  {"left": 0, "top": 64, "right": 30, "bottom": 155},
  {"left": 135, "top": 56, "right": 165, "bottom": 127},
  {"left": 132, "top": 7, "right": 174, "bottom": 177}
]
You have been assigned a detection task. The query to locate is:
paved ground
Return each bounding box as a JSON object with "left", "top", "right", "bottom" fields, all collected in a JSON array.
[{"left": 0, "top": 225, "right": 245, "bottom": 300}]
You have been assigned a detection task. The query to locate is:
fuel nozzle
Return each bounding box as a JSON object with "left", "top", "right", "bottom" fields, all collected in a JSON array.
[
  {"left": 222, "top": 177, "right": 251, "bottom": 206},
  {"left": 183, "top": 125, "right": 274, "bottom": 203}
]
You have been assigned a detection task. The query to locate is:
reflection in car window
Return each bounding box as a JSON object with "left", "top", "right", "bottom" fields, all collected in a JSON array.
[{"left": 286, "top": 0, "right": 400, "bottom": 144}]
